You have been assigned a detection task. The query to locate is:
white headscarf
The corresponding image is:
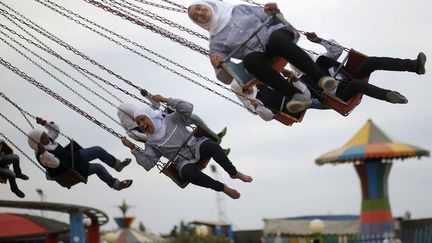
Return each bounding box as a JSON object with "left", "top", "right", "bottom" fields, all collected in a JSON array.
[
  {"left": 230, "top": 81, "right": 258, "bottom": 99},
  {"left": 134, "top": 104, "right": 166, "bottom": 141},
  {"left": 118, "top": 103, "right": 139, "bottom": 130},
  {"left": 189, "top": 0, "right": 234, "bottom": 36},
  {"left": 27, "top": 129, "right": 44, "bottom": 152},
  {"left": 118, "top": 103, "right": 148, "bottom": 142}
]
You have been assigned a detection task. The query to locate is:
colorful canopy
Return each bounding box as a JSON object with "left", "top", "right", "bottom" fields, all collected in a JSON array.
[{"left": 316, "top": 119, "right": 430, "bottom": 165}]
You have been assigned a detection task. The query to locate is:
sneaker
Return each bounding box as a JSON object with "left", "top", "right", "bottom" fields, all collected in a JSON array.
[
  {"left": 386, "top": 91, "right": 408, "bottom": 104},
  {"left": 285, "top": 93, "right": 312, "bottom": 113},
  {"left": 12, "top": 188, "right": 25, "bottom": 198},
  {"left": 223, "top": 148, "right": 231, "bottom": 156},
  {"left": 115, "top": 158, "right": 132, "bottom": 172},
  {"left": 217, "top": 127, "right": 227, "bottom": 139},
  {"left": 415, "top": 52, "right": 426, "bottom": 75},
  {"left": 16, "top": 173, "right": 29, "bottom": 180},
  {"left": 318, "top": 76, "right": 337, "bottom": 92},
  {"left": 116, "top": 179, "right": 133, "bottom": 191}
]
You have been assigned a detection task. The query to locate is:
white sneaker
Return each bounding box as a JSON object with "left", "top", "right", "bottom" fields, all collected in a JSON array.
[
  {"left": 386, "top": 91, "right": 408, "bottom": 104},
  {"left": 285, "top": 93, "right": 312, "bottom": 113},
  {"left": 318, "top": 76, "right": 337, "bottom": 92}
]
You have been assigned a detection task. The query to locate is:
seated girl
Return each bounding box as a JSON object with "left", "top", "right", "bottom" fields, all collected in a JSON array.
[
  {"left": 0, "top": 140, "right": 28, "bottom": 198},
  {"left": 297, "top": 32, "right": 426, "bottom": 104},
  {"left": 27, "top": 117, "right": 133, "bottom": 190},
  {"left": 188, "top": 1, "right": 337, "bottom": 113},
  {"left": 120, "top": 94, "right": 252, "bottom": 199}
]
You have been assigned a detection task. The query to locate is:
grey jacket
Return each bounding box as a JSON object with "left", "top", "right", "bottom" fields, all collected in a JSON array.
[
  {"left": 131, "top": 98, "right": 209, "bottom": 175},
  {"left": 210, "top": 4, "right": 290, "bottom": 84}
]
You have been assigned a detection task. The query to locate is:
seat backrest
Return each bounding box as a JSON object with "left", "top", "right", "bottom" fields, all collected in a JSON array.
[
  {"left": 273, "top": 111, "right": 305, "bottom": 126},
  {"left": 162, "top": 159, "right": 210, "bottom": 189},
  {"left": 52, "top": 140, "right": 86, "bottom": 189},
  {"left": 322, "top": 49, "right": 370, "bottom": 116},
  {"left": 52, "top": 169, "right": 87, "bottom": 189}
]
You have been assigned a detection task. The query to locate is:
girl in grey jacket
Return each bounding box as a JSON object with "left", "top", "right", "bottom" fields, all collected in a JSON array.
[
  {"left": 122, "top": 95, "right": 252, "bottom": 199},
  {"left": 188, "top": 0, "right": 337, "bottom": 113}
]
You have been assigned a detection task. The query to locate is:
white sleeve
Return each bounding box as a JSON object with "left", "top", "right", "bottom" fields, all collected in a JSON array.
[
  {"left": 319, "top": 39, "right": 344, "bottom": 60},
  {"left": 44, "top": 121, "right": 60, "bottom": 141},
  {"left": 131, "top": 147, "right": 160, "bottom": 171},
  {"left": 256, "top": 104, "right": 274, "bottom": 121},
  {"left": 39, "top": 151, "right": 60, "bottom": 168},
  {"left": 236, "top": 94, "right": 257, "bottom": 114}
]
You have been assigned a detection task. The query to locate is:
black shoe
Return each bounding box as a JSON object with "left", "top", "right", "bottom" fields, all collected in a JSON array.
[
  {"left": 223, "top": 148, "right": 231, "bottom": 156},
  {"left": 115, "top": 158, "right": 132, "bottom": 172},
  {"left": 415, "top": 52, "right": 426, "bottom": 75},
  {"left": 16, "top": 173, "right": 29, "bottom": 180},
  {"left": 386, "top": 91, "right": 408, "bottom": 104},
  {"left": 12, "top": 188, "right": 25, "bottom": 198},
  {"left": 116, "top": 179, "right": 133, "bottom": 191}
]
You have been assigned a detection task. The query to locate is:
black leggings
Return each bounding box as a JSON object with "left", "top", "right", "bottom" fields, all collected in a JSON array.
[
  {"left": 181, "top": 140, "right": 237, "bottom": 192},
  {"left": 243, "top": 29, "right": 327, "bottom": 98},
  {"left": 339, "top": 57, "right": 412, "bottom": 101}
]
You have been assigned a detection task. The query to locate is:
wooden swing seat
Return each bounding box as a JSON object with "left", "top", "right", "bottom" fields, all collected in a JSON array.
[
  {"left": 50, "top": 140, "right": 87, "bottom": 189},
  {"left": 160, "top": 126, "right": 214, "bottom": 188},
  {"left": 222, "top": 58, "right": 305, "bottom": 126},
  {"left": 321, "top": 49, "right": 370, "bottom": 116}
]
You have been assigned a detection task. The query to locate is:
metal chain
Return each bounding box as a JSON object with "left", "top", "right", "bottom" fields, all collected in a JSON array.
[
  {"left": 0, "top": 57, "right": 125, "bottom": 139},
  {"left": 35, "top": 0, "right": 246, "bottom": 108},
  {"left": 0, "top": 57, "right": 158, "bottom": 166},
  {"left": 1, "top": 91, "right": 74, "bottom": 140},
  {"left": 0, "top": 131, "right": 46, "bottom": 173},
  {"left": 0, "top": 8, "right": 143, "bottom": 92},
  {"left": 240, "top": 0, "right": 263, "bottom": 7},
  {"left": 0, "top": 30, "right": 121, "bottom": 109},
  {"left": 82, "top": 0, "right": 210, "bottom": 56},
  {"left": 0, "top": 9, "right": 149, "bottom": 106},
  {"left": 0, "top": 92, "right": 33, "bottom": 129},
  {"left": 237, "top": 0, "right": 350, "bottom": 53},
  {"left": 159, "top": 0, "right": 187, "bottom": 10},
  {"left": 132, "top": 0, "right": 186, "bottom": 13},
  {"left": 0, "top": 2, "right": 124, "bottom": 103},
  {"left": 114, "top": 0, "right": 208, "bottom": 40},
  {"left": 0, "top": 30, "right": 123, "bottom": 127}
]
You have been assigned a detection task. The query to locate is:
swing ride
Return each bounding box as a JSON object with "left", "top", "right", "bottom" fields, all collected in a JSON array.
[{"left": 0, "top": 0, "right": 423, "bottom": 193}]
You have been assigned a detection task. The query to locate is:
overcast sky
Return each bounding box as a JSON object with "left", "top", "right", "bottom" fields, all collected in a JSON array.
[{"left": 1, "top": 0, "right": 431, "bottom": 235}]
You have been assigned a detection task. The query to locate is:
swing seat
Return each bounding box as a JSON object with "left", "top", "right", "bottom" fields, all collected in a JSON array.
[
  {"left": 50, "top": 140, "right": 87, "bottom": 189},
  {"left": 321, "top": 49, "right": 370, "bottom": 116},
  {"left": 162, "top": 159, "right": 210, "bottom": 189},
  {"left": 222, "top": 58, "right": 305, "bottom": 126},
  {"left": 52, "top": 170, "right": 87, "bottom": 189}
]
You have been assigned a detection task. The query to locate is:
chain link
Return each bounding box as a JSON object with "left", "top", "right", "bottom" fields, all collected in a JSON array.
[
  {"left": 0, "top": 29, "right": 121, "bottom": 109},
  {"left": 82, "top": 0, "right": 210, "bottom": 56},
  {"left": 133, "top": 0, "right": 186, "bottom": 13},
  {"left": 0, "top": 57, "right": 161, "bottom": 168},
  {"left": 0, "top": 30, "right": 123, "bottom": 127},
  {"left": 0, "top": 92, "right": 33, "bottom": 129},
  {"left": 238, "top": 0, "right": 350, "bottom": 53},
  {"left": 159, "top": 0, "right": 187, "bottom": 10},
  {"left": 0, "top": 2, "right": 123, "bottom": 103},
  {"left": 0, "top": 57, "right": 125, "bottom": 139},
  {"left": 114, "top": 0, "right": 208, "bottom": 40},
  {"left": 34, "top": 0, "right": 246, "bottom": 108},
  {"left": 0, "top": 6, "right": 143, "bottom": 92},
  {"left": 0, "top": 8, "right": 150, "bottom": 106},
  {"left": 0, "top": 130, "right": 46, "bottom": 173}
]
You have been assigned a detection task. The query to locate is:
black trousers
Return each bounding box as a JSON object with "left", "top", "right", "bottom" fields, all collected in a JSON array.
[
  {"left": 181, "top": 140, "right": 237, "bottom": 192},
  {"left": 339, "top": 57, "right": 413, "bottom": 101},
  {"left": 243, "top": 29, "right": 327, "bottom": 99}
]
